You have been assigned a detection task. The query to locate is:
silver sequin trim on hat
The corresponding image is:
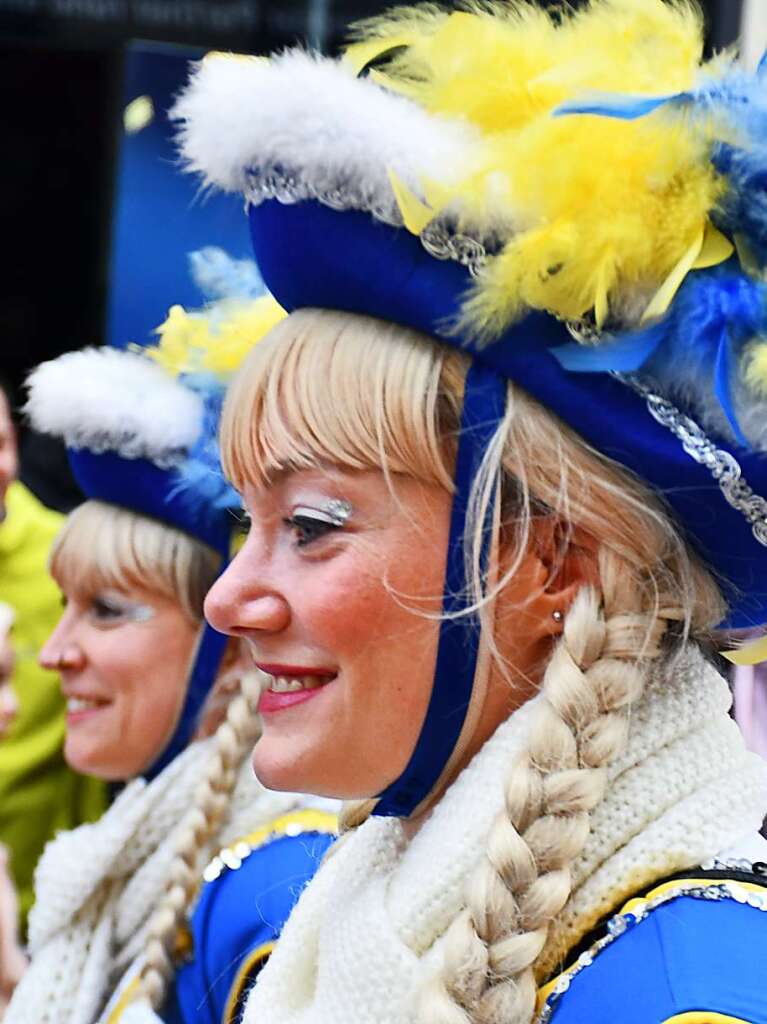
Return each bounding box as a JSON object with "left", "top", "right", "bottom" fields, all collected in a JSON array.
[
  {"left": 536, "top": 877, "right": 767, "bottom": 1023},
  {"left": 420, "top": 222, "right": 486, "bottom": 278},
  {"left": 615, "top": 373, "right": 767, "bottom": 548},
  {"left": 245, "top": 167, "right": 401, "bottom": 226},
  {"left": 244, "top": 169, "right": 488, "bottom": 278}
]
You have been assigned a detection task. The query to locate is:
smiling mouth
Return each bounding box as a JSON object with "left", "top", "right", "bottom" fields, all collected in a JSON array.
[
  {"left": 66, "top": 697, "right": 109, "bottom": 714},
  {"left": 256, "top": 668, "right": 337, "bottom": 714},
  {"left": 266, "top": 673, "right": 336, "bottom": 693}
]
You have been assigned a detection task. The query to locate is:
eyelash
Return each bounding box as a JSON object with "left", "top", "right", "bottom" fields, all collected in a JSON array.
[
  {"left": 90, "top": 597, "right": 127, "bottom": 622},
  {"left": 283, "top": 514, "right": 341, "bottom": 548}
]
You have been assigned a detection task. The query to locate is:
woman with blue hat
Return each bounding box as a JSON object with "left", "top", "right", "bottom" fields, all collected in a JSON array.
[
  {"left": 172, "top": 2, "right": 767, "bottom": 1022},
  {"left": 4, "top": 259, "right": 336, "bottom": 1024}
]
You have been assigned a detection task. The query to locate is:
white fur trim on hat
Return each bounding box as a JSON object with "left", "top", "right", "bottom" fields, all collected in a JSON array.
[
  {"left": 170, "top": 49, "right": 476, "bottom": 223},
  {"left": 25, "top": 348, "right": 202, "bottom": 467}
]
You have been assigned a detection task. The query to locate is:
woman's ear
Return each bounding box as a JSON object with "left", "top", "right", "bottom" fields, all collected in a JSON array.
[{"left": 531, "top": 517, "right": 601, "bottom": 635}]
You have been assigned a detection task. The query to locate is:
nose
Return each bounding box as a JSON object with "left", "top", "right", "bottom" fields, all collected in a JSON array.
[
  {"left": 204, "top": 557, "right": 291, "bottom": 638},
  {"left": 39, "top": 612, "right": 86, "bottom": 672}
]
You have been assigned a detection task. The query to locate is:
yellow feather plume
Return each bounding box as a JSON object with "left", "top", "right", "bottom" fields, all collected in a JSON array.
[
  {"left": 350, "top": 0, "right": 731, "bottom": 337},
  {"left": 743, "top": 341, "right": 767, "bottom": 398},
  {"left": 146, "top": 295, "right": 286, "bottom": 378}
]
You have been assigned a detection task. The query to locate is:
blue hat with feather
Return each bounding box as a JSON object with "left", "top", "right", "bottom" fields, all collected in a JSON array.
[
  {"left": 171, "top": 0, "right": 767, "bottom": 815},
  {"left": 26, "top": 249, "right": 285, "bottom": 778}
]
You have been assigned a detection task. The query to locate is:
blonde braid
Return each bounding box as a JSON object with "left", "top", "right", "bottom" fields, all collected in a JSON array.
[
  {"left": 421, "top": 552, "right": 680, "bottom": 1024},
  {"left": 138, "top": 669, "right": 263, "bottom": 1011}
]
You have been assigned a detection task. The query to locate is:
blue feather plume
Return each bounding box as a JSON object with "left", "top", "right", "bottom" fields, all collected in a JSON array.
[
  {"left": 188, "top": 246, "right": 267, "bottom": 302},
  {"left": 167, "top": 373, "right": 240, "bottom": 526},
  {"left": 553, "top": 265, "right": 767, "bottom": 448}
]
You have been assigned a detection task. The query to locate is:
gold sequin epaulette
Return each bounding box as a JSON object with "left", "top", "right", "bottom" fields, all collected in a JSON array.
[{"left": 202, "top": 807, "right": 337, "bottom": 883}]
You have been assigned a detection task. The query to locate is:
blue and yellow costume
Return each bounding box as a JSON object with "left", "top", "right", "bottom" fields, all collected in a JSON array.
[
  {"left": 171, "top": 1, "right": 767, "bottom": 1019},
  {"left": 15, "top": 253, "right": 338, "bottom": 1024},
  {"left": 539, "top": 866, "right": 767, "bottom": 1023},
  {"left": 165, "top": 810, "right": 335, "bottom": 1024}
]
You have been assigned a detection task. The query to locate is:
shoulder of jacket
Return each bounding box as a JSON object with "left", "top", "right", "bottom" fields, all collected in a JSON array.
[
  {"left": 202, "top": 806, "right": 338, "bottom": 884},
  {"left": 538, "top": 874, "right": 767, "bottom": 1024}
]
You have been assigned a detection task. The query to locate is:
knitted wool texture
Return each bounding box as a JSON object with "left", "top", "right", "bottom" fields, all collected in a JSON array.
[
  {"left": 242, "top": 646, "right": 767, "bottom": 1024},
  {"left": 6, "top": 737, "right": 300, "bottom": 1024}
]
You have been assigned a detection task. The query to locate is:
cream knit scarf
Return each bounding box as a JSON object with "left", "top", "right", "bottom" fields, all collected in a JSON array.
[
  {"left": 243, "top": 646, "right": 767, "bottom": 1024},
  {"left": 6, "top": 738, "right": 299, "bottom": 1024}
]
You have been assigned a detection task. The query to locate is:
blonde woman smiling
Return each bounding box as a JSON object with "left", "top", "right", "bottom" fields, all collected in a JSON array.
[
  {"left": 174, "top": 3, "right": 767, "bottom": 1022},
  {"left": 7, "top": 281, "right": 335, "bottom": 1024}
]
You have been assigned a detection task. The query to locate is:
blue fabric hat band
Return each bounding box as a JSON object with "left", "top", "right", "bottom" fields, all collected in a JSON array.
[
  {"left": 374, "top": 362, "right": 506, "bottom": 817},
  {"left": 68, "top": 447, "right": 233, "bottom": 557}
]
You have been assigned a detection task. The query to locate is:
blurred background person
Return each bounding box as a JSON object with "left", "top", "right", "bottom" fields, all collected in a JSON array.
[
  {"left": 0, "top": 603, "right": 27, "bottom": 1019},
  {"left": 0, "top": 379, "right": 106, "bottom": 936},
  {"left": 6, "top": 272, "right": 335, "bottom": 1024}
]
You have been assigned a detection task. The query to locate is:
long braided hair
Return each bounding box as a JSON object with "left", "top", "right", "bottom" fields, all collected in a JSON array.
[
  {"left": 416, "top": 383, "right": 725, "bottom": 1024},
  {"left": 138, "top": 670, "right": 263, "bottom": 1010}
]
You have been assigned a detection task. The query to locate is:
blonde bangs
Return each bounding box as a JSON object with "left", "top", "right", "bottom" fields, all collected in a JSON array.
[
  {"left": 221, "top": 308, "right": 464, "bottom": 492},
  {"left": 50, "top": 501, "right": 219, "bottom": 621}
]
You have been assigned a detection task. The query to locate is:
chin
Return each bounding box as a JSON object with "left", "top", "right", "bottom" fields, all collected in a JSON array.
[
  {"left": 251, "top": 735, "right": 382, "bottom": 800},
  {"left": 64, "top": 738, "right": 127, "bottom": 781},
  {"left": 251, "top": 739, "right": 304, "bottom": 793}
]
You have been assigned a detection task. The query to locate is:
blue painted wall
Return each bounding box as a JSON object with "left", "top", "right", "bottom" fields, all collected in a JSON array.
[{"left": 107, "top": 42, "right": 252, "bottom": 349}]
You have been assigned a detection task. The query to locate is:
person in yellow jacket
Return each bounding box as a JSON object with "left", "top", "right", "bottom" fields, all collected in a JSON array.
[{"left": 0, "top": 386, "right": 105, "bottom": 929}]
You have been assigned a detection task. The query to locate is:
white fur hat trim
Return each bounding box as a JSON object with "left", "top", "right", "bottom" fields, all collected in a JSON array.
[{"left": 26, "top": 348, "right": 202, "bottom": 466}]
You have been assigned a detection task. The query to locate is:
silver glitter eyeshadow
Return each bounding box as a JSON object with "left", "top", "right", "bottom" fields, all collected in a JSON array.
[{"left": 322, "top": 499, "right": 353, "bottom": 526}]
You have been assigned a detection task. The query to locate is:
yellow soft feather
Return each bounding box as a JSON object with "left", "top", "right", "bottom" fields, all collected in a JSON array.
[
  {"left": 146, "top": 295, "right": 286, "bottom": 378},
  {"left": 350, "top": 0, "right": 731, "bottom": 336},
  {"left": 743, "top": 341, "right": 767, "bottom": 397}
]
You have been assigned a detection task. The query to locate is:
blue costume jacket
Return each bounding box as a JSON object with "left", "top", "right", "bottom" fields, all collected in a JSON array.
[
  {"left": 163, "top": 808, "right": 336, "bottom": 1024},
  {"left": 539, "top": 867, "right": 767, "bottom": 1024}
]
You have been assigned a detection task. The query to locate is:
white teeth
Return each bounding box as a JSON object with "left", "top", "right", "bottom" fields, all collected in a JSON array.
[
  {"left": 66, "top": 697, "right": 103, "bottom": 713},
  {"left": 268, "top": 675, "right": 327, "bottom": 693}
]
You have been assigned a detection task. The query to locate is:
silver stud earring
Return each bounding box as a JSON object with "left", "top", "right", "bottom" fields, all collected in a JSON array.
[{"left": 552, "top": 610, "right": 564, "bottom": 623}]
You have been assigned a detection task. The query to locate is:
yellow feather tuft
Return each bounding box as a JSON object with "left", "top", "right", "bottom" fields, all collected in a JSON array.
[
  {"left": 146, "top": 295, "right": 286, "bottom": 378},
  {"left": 351, "top": 0, "right": 732, "bottom": 336},
  {"left": 743, "top": 341, "right": 767, "bottom": 398}
]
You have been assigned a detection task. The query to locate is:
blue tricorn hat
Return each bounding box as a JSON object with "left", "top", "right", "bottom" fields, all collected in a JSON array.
[{"left": 171, "top": 1, "right": 767, "bottom": 813}]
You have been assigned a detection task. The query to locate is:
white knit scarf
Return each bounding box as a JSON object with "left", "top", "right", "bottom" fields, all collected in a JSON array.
[
  {"left": 6, "top": 738, "right": 300, "bottom": 1024},
  {"left": 243, "top": 646, "right": 767, "bottom": 1024}
]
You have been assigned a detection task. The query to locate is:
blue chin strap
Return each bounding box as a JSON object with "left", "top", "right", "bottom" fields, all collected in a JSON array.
[{"left": 373, "top": 363, "right": 508, "bottom": 818}]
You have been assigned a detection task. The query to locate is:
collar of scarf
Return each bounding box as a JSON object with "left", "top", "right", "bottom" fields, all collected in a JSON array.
[
  {"left": 6, "top": 738, "right": 300, "bottom": 1024},
  {"left": 243, "top": 646, "right": 767, "bottom": 1024}
]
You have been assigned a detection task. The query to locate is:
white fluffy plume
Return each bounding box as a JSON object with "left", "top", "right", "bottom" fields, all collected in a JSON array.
[
  {"left": 25, "top": 348, "right": 202, "bottom": 465},
  {"left": 170, "top": 49, "right": 475, "bottom": 220}
]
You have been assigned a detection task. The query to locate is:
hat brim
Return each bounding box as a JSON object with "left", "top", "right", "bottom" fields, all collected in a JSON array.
[{"left": 68, "top": 447, "right": 233, "bottom": 557}]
